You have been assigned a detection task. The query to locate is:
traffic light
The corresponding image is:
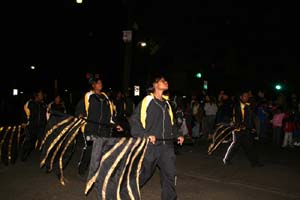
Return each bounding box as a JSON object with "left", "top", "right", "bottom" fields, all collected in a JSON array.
[
  {"left": 275, "top": 84, "right": 282, "bottom": 90},
  {"left": 195, "top": 72, "right": 202, "bottom": 78},
  {"left": 203, "top": 80, "right": 208, "bottom": 90}
]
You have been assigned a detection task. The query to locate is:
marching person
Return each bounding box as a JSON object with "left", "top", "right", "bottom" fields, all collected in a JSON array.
[
  {"left": 78, "top": 77, "right": 123, "bottom": 176},
  {"left": 223, "top": 91, "right": 263, "bottom": 167},
  {"left": 130, "top": 75, "right": 184, "bottom": 200}
]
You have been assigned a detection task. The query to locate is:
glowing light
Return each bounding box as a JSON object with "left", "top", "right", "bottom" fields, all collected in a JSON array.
[
  {"left": 140, "top": 42, "right": 147, "bottom": 47},
  {"left": 195, "top": 73, "right": 202, "bottom": 78},
  {"left": 275, "top": 84, "right": 282, "bottom": 90}
]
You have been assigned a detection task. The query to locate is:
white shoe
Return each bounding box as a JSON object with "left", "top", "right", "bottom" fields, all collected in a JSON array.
[{"left": 293, "top": 142, "right": 298, "bottom": 146}]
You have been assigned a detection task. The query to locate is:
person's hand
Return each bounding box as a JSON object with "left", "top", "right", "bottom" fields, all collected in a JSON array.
[
  {"left": 148, "top": 135, "right": 156, "bottom": 144},
  {"left": 115, "top": 125, "right": 124, "bottom": 132},
  {"left": 21, "top": 123, "right": 27, "bottom": 128},
  {"left": 177, "top": 136, "right": 184, "bottom": 145}
]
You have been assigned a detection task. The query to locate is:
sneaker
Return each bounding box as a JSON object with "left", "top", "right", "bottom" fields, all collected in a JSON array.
[{"left": 293, "top": 142, "right": 298, "bottom": 146}]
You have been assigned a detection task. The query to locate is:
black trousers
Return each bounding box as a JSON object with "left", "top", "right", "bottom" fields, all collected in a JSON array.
[
  {"left": 21, "top": 126, "right": 45, "bottom": 161},
  {"left": 78, "top": 136, "right": 112, "bottom": 176},
  {"left": 140, "top": 143, "right": 177, "bottom": 200},
  {"left": 78, "top": 139, "right": 93, "bottom": 175},
  {"left": 223, "top": 130, "right": 259, "bottom": 165}
]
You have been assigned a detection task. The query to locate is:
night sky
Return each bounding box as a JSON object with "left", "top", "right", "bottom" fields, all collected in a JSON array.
[{"left": 2, "top": 0, "right": 299, "bottom": 97}]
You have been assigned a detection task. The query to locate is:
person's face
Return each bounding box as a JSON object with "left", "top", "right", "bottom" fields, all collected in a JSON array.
[
  {"left": 54, "top": 96, "right": 61, "bottom": 104},
  {"left": 205, "top": 96, "right": 210, "bottom": 102},
  {"left": 154, "top": 77, "right": 168, "bottom": 91},
  {"left": 117, "top": 91, "right": 122, "bottom": 98},
  {"left": 240, "top": 93, "right": 249, "bottom": 103},
  {"left": 36, "top": 92, "right": 44, "bottom": 102},
  {"left": 93, "top": 80, "right": 103, "bottom": 91}
]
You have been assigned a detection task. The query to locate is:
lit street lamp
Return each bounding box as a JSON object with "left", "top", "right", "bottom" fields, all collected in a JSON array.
[{"left": 139, "top": 42, "right": 147, "bottom": 47}]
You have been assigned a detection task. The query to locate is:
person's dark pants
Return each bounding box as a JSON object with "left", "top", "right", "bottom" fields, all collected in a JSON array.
[
  {"left": 86, "top": 137, "right": 120, "bottom": 200},
  {"left": 259, "top": 120, "right": 268, "bottom": 143},
  {"left": 206, "top": 115, "right": 216, "bottom": 136},
  {"left": 21, "top": 126, "right": 45, "bottom": 161},
  {"left": 78, "top": 140, "right": 93, "bottom": 176},
  {"left": 223, "top": 130, "right": 259, "bottom": 166},
  {"left": 78, "top": 136, "right": 113, "bottom": 177},
  {"left": 273, "top": 127, "right": 282, "bottom": 146},
  {"left": 140, "top": 143, "right": 177, "bottom": 200}
]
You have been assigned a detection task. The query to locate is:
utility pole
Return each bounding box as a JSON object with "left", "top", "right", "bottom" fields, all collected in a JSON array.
[{"left": 122, "top": 0, "right": 134, "bottom": 94}]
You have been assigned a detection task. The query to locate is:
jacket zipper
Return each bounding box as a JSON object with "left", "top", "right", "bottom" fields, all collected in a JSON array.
[
  {"left": 154, "top": 99, "right": 166, "bottom": 144},
  {"left": 98, "top": 99, "right": 103, "bottom": 135},
  {"left": 162, "top": 108, "right": 165, "bottom": 144}
]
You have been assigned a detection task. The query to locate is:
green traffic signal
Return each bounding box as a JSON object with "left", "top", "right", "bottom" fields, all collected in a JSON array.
[
  {"left": 203, "top": 80, "right": 208, "bottom": 90},
  {"left": 275, "top": 84, "right": 282, "bottom": 90},
  {"left": 195, "top": 72, "right": 202, "bottom": 78}
]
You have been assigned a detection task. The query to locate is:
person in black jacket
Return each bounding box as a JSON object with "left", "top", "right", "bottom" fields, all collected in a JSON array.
[
  {"left": 129, "top": 75, "right": 184, "bottom": 200},
  {"left": 112, "top": 90, "right": 131, "bottom": 137},
  {"left": 47, "top": 94, "right": 67, "bottom": 122},
  {"left": 222, "top": 91, "right": 263, "bottom": 167},
  {"left": 78, "top": 77, "right": 123, "bottom": 176},
  {"left": 21, "top": 89, "right": 47, "bottom": 161}
]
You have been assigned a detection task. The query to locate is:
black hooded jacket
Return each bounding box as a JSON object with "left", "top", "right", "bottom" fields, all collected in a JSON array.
[
  {"left": 129, "top": 95, "right": 180, "bottom": 144},
  {"left": 84, "top": 93, "right": 113, "bottom": 137}
]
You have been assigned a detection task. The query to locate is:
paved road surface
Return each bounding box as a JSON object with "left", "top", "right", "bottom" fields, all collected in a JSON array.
[{"left": 0, "top": 140, "right": 299, "bottom": 200}]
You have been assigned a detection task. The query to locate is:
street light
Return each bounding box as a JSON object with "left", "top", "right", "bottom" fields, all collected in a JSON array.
[
  {"left": 13, "top": 89, "right": 18, "bottom": 96},
  {"left": 138, "top": 41, "right": 147, "bottom": 47},
  {"left": 76, "top": 0, "right": 83, "bottom": 4},
  {"left": 30, "top": 65, "right": 35, "bottom": 70}
]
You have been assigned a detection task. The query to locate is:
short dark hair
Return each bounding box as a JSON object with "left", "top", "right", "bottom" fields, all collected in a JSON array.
[
  {"left": 146, "top": 74, "right": 166, "bottom": 94},
  {"left": 33, "top": 89, "right": 43, "bottom": 96},
  {"left": 152, "top": 75, "right": 165, "bottom": 84},
  {"left": 88, "top": 77, "right": 102, "bottom": 85}
]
